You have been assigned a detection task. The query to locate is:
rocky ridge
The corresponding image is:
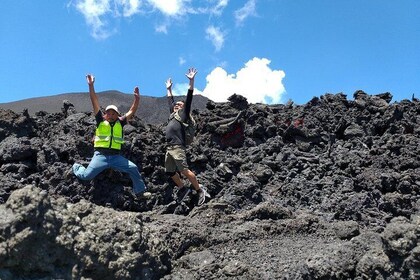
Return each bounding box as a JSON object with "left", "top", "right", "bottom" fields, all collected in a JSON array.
[
  {"left": 0, "top": 91, "right": 209, "bottom": 125},
  {"left": 0, "top": 91, "right": 419, "bottom": 279}
]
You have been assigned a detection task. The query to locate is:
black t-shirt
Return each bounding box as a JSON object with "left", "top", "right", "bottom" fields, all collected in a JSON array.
[{"left": 165, "top": 89, "right": 193, "bottom": 146}]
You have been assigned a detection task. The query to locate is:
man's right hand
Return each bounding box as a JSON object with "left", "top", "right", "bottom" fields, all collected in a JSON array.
[{"left": 86, "top": 74, "right": 95, "bottom": 85}]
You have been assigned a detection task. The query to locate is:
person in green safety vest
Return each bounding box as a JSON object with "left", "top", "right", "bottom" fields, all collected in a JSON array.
[{"left": 67, "top": 74, "right": 151, "bottom": 199}]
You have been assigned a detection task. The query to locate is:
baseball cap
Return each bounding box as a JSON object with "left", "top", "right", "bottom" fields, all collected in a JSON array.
[{"left": 105, "top": 105, "right": 120, "bottom": 115}]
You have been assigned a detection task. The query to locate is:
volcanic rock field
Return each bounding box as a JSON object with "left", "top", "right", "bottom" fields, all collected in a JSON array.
[{"left": 0, "top": 91, "right": 419, "bottom": 279}]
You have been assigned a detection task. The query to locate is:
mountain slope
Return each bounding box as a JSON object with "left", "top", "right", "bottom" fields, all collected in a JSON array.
[{"left": 0, "top": 90, "right": 209, "bottom": 124}]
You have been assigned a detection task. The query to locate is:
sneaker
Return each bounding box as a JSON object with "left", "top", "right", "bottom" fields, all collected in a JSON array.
[
  {"left": 136, "top": 191, "right": 152, "bottom": 199},
  {"left": 197, "top": 186, "right": 211, "bottom": 206},
  {"left": 176, "top": 186, "right": 191, "bottom": 203}
]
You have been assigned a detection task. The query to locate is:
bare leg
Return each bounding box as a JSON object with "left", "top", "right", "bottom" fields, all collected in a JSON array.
[
  {"left": 171, "top": 172, "right": 184, "bottom": 188},
  {"left": 180, "top": 169, "right": 200, "bottom": 191}
]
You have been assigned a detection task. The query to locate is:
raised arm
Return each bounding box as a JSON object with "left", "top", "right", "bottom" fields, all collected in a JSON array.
[
  {"left": 183, "top": 68, "right": 197, "bottom": 116},
  {"left": 166, "top": 78, "right": 174, "bottom": 98},
  {"left": 185, "top": 68, "right": 197, "bottom": 90},
  {"left": 125, "top": 86, "right": 140, "bottom": 120},
  {"left": 86, "top": 74, "right": 100, "bottom": 115},
  {"left": 166, "top": 78, "right": 175, "bottom": 113}
]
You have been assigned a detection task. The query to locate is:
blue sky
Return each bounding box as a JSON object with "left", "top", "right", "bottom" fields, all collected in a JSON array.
[{"left": 1, "top": 0, "right": 419, "bottom": 105}]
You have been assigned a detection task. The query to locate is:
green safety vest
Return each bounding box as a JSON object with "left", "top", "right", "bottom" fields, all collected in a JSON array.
[{"left": 94, "top": 121, "right": 124, "bottom": 150}]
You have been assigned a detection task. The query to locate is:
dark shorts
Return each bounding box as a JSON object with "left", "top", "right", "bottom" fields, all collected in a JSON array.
[{"left": 165, "top": 145, "right": 188, "bottom": 172}]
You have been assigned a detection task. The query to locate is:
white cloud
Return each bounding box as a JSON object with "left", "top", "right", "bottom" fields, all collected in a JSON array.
[
  {"left": 214, "top": 0, "right": 229, "bottom": 13},
  {"left": 117, "top": 0, "right": 141, "bottom": 17},
  {"left": 206, "top": 26, "right": 225, "bottom": 52},
  {"left": 171, "top": 83, "right": 189, "bottom": 96},
  {"left": 201, "top": 57, "right": 286, "bottom": 104},
  {"left": 72, "top": 0, "right": 141, "bottom": 39},
  {"left": 234, "top": 0, "right": 256, "bottom": 26},
  {"left": 189, "top": 0, "right": 228, "bottom": 16},
  {"left": 74, "top": 0, "right": 111, "bottom": 39},
  {"left": 71, "top": 0, "right": 236, "bottom": 40},
  {"left": 147, "top": 0, "right": 187, "bottom": 16},
  {"left": 179, "top": 56, "right": 186, "bottom": 65},
  {"left": 155, "top": 23, "right": 168, "bottom": 33},
  {"left": 170, "top": 80, "right": 202, "bottom": 96},
  {"left": 206, "top": 0, "right": 229, "bottom": 16}
]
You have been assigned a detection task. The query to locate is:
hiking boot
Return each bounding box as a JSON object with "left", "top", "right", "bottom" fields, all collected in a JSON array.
[
  {"left": 176, "top": 186, "right": 191, "bottom": 203},
  {"left": 136, "top": 191, "right": 152, "bottom": 199},
  {"left": 197, "top": 186, "right": 211, "bottom": 206}
]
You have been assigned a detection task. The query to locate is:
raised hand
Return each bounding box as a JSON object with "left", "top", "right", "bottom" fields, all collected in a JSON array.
[
  {"left": 134, "top": 86, "right": 140, "bottom": 98},
  {"left": 185, "top": 68, "right": 197, "bottom": 80},
  {"left": 86, "top": 74, "right": 95, "bottom": 85},
  {"left": 165, "top": 78, "right": 173, "bottom": 90},
  {"left": 126, "top": 86, "right": 140, "bottom": 120},
  {"left": 86, "top": 73, "right": 99, "bottom": 114}
]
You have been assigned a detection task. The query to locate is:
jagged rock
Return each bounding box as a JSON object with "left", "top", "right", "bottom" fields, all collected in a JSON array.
[
  {"left": 0, "top": 136, "right": 36, "bottom": 162},
  {"left": 0, "top": 91, "right": 419, "bottom": 279},
  {"left": 0, "top": 185, "right": 166, "bottom": 279},
  {"left": 332, "top": 220, "right": 360, "bottom": 240},
  {"left": 228, "top": 94, "right": 248, "bottom": 110}
]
